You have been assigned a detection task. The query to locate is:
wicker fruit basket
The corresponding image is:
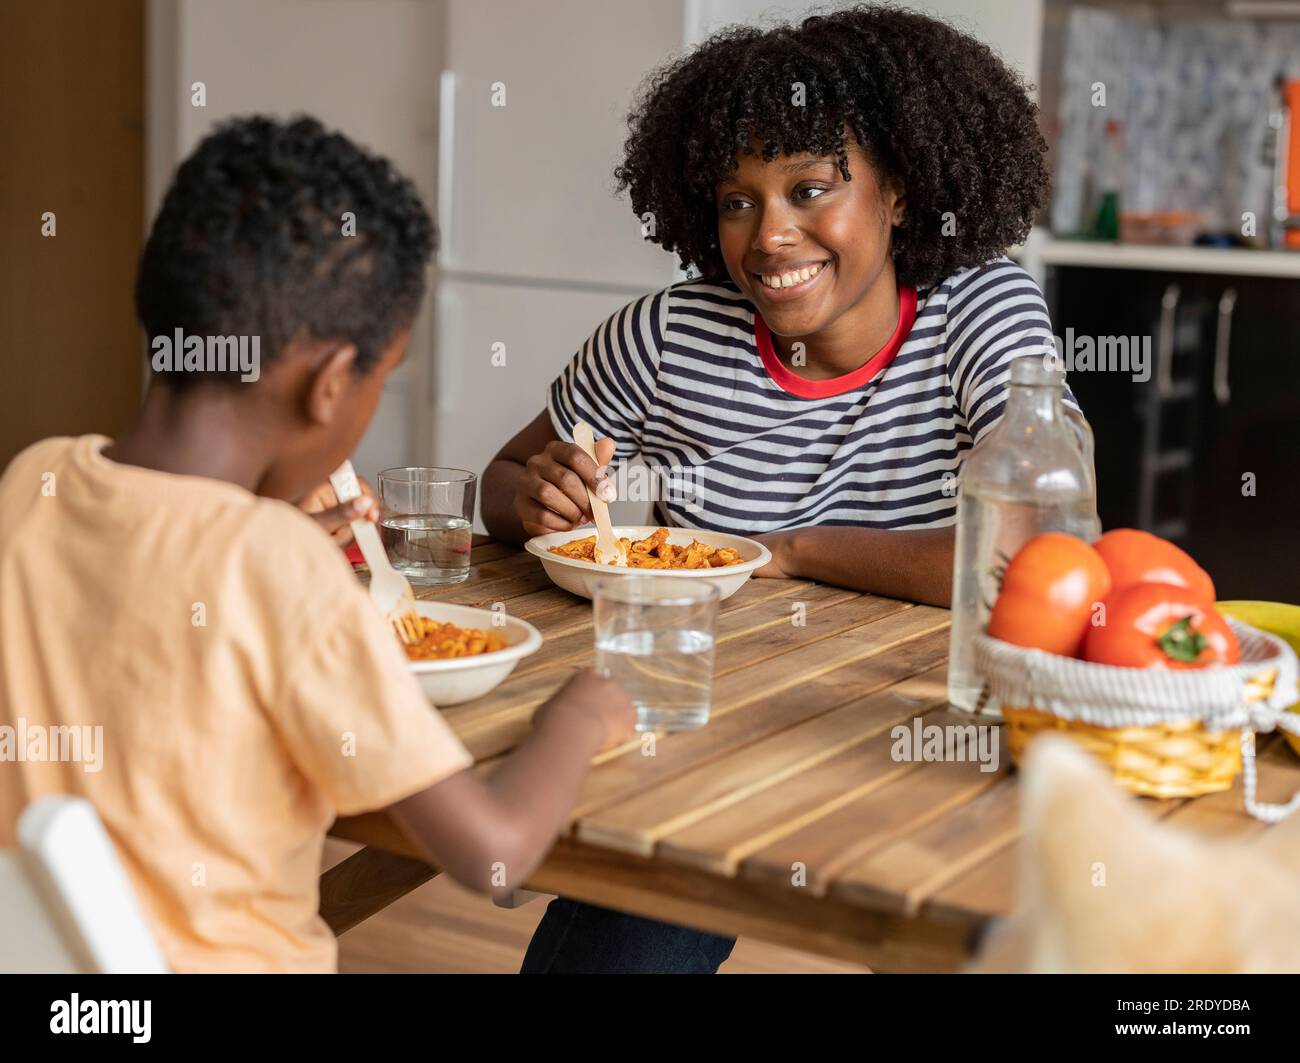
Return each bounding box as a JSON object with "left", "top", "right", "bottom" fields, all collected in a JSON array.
[{"left": 973, "top": 620, "right": 1300, "bottom": 819}]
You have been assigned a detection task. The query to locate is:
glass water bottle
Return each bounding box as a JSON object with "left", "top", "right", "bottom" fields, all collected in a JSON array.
[{"left": 948, "top": 355, "right": 1100, "bottom": 714}]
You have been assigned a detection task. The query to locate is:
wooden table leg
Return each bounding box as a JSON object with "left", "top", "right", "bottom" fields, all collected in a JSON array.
[
  {"left": 492, "top": 888, "right": 547, "bottom": 910},
  {"left": 319, "top": 846, "right": 438, "bottom": 936}
]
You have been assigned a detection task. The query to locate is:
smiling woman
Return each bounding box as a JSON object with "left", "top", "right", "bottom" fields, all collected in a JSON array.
[
  {"left": 478, "top": 0, "right": 1084, "bottom": 979},
  {"left": 484, "top": 4, "right": 1071, "bottom": 616},
  {"left": 616, "top": 8, "right": 1047, "bottom": 293}
]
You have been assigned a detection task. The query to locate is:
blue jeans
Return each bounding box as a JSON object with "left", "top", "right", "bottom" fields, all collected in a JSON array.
[{"left": 521, "top": 898, "right": 736, "bottom": 974}]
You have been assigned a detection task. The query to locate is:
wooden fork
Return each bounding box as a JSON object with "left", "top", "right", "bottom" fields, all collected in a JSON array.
[
  {"left": 328, "top": 461, "right": 423, "bottom": 647},
  {"left": 573, "top": 421, "right": 627, "bottom": 567}
]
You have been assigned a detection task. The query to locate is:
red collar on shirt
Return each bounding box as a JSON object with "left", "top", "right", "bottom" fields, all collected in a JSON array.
[{"left": 754, "top": 286, "right": 918, "bottom": 399}]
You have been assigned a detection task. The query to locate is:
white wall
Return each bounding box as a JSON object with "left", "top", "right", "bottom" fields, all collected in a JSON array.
[{"left": 146, "top": 0, "right": 445, "bottom": 483}]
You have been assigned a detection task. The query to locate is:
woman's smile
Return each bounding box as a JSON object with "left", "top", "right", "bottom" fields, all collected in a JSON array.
[{"left": 749, "top": 259, "right": 833, "bottom": 302}]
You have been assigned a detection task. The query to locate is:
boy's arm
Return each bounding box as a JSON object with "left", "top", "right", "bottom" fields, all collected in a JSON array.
[
  {"left": 385, "top": 670, "right": 633, "bottom": 893},
  {"left": 755, "top": 526, "right": 955, "bottom": 607}
]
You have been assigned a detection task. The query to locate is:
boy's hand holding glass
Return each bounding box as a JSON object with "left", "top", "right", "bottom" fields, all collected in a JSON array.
[
  {"left": 516, "top": 435, "right": 618, "bottom": 536},
  {"left": 533, "top": 668, "right": 636, "bottom": 752}
]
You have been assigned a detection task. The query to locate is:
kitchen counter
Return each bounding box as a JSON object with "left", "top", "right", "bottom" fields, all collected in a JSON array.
[{"left": 1034, "top": 237, "right": 1300, "bottom": 280}]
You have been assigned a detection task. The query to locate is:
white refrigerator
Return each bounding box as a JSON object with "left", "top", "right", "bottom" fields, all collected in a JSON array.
[{"left": 430, "top": 0, "right": 687, "bottom": 529}]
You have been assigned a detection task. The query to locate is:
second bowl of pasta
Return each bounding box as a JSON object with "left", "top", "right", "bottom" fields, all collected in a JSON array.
[
  {"left": 524, "top": 525, "right": 771, "bottom": 601},
  {"left": 403, "top": 601, "right": 542, "bottom": 705}
]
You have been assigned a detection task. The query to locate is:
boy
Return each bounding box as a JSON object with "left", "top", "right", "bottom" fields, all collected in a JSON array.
[{"left": 0, "top": 116, "right": 633, "bottom": 972}]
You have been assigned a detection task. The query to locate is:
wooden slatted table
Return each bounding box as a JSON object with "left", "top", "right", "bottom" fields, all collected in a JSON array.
[{"left": 325, "top": 539, "right": 1300, "bottom": 972}]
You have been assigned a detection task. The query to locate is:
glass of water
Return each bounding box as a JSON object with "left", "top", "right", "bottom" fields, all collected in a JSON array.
[
  {"left": 593, "top": 576, "right": 720, "bottom": 732},
  {"left": 377, "top": 467, "right": 476, "bottom": 586}
]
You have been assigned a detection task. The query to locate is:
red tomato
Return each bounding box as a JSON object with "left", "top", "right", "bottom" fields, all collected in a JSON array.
[
  {"left": 988, "top": 533, "right": 1112, "bottom": 656},
  {"left": 1093, "top": 528, "right": 1216, "bottom": 603},
  {"left": 1083, "top": 582, "right": 1240, "bottom": 669}
]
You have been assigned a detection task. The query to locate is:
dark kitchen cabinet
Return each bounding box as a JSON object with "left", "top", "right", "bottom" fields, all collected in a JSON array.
[
  {"left": 1047, "top": 264, "right": 1300, "bottom": 603},
  {"left": 1185, "top": 273, "right": 1300, "bottom": 602}
]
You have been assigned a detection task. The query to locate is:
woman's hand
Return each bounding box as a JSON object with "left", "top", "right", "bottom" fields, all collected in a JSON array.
[
  {"left": 515, "top": 436, "right": 617, "bottom": 537},
  {"left": 753, "top": 530, "right": 799, "bottom": 579},
  {"left": 298, "top": 477, "right": 380, "bottom": 545},
  {"left": 484, "top": 410, "right": 622, "bottom": 545}
]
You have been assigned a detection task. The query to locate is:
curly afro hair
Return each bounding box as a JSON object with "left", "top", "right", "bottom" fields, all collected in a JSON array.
[
  {"left": 615, "top": 4, "right": 1048, "bottom": 290},
  {"left": 137, "top": 115, "right": 435, "bottom": 386}
]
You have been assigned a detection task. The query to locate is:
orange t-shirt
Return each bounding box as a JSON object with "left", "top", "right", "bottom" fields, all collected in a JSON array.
[{"left": 0, "top": 436, "right": 472, "bottom": 972}]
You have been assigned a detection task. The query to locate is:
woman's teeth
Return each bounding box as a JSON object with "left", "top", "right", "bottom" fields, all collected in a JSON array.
[{"left": 759, "top": 263, "right": 824, "bottom": 289}]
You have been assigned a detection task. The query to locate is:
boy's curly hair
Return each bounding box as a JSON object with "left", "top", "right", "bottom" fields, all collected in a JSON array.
[
  {"left": 615, "top": 4, "right": 1048, "bottom": 289},
  {"left": 137, "top": 115, "right": 435, "bottom": 386}
]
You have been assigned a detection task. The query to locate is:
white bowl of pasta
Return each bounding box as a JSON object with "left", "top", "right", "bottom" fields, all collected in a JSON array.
[
  {"left": 524, "top": 525, "right": 771, "bottom": 602},
  {"left": 404, "top": 601, "right": 542, "bottom": 706}
]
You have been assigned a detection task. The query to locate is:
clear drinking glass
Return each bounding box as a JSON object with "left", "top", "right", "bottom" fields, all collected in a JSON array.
[
  {"left": 593, "top": 576, "right": 720, "bottom": 732},
  {"left": 948, "top": 356, "right": 1101, "bottom": 715},
  {"left": 377, "top": 467, "right": 476, "bottom": 585}
]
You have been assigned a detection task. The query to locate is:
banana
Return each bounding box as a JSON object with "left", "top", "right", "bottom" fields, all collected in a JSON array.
[{"left": 1217, "top": 601, "right": 1300, "bottom": 757}]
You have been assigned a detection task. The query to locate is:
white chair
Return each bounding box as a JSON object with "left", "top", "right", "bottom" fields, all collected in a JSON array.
[{"left": 0, "top": 796, "right": 168, "bottom": 973}]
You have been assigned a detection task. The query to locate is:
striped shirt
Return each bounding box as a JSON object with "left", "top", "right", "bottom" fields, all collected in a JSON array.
[{"left": 547, "top": 256, "right": 1070, "bottom": 533}]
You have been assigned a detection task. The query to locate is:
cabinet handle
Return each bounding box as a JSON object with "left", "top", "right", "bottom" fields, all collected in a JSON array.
[
  {"left": 1156, "top": 282, "right": 1181, "bottom": 399},
  {"left": 437, "top": 69, "right": 457, "bottom": 266},
  {"left": 1213, "top": 287, "right": 1237, "bottom": 407}
]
